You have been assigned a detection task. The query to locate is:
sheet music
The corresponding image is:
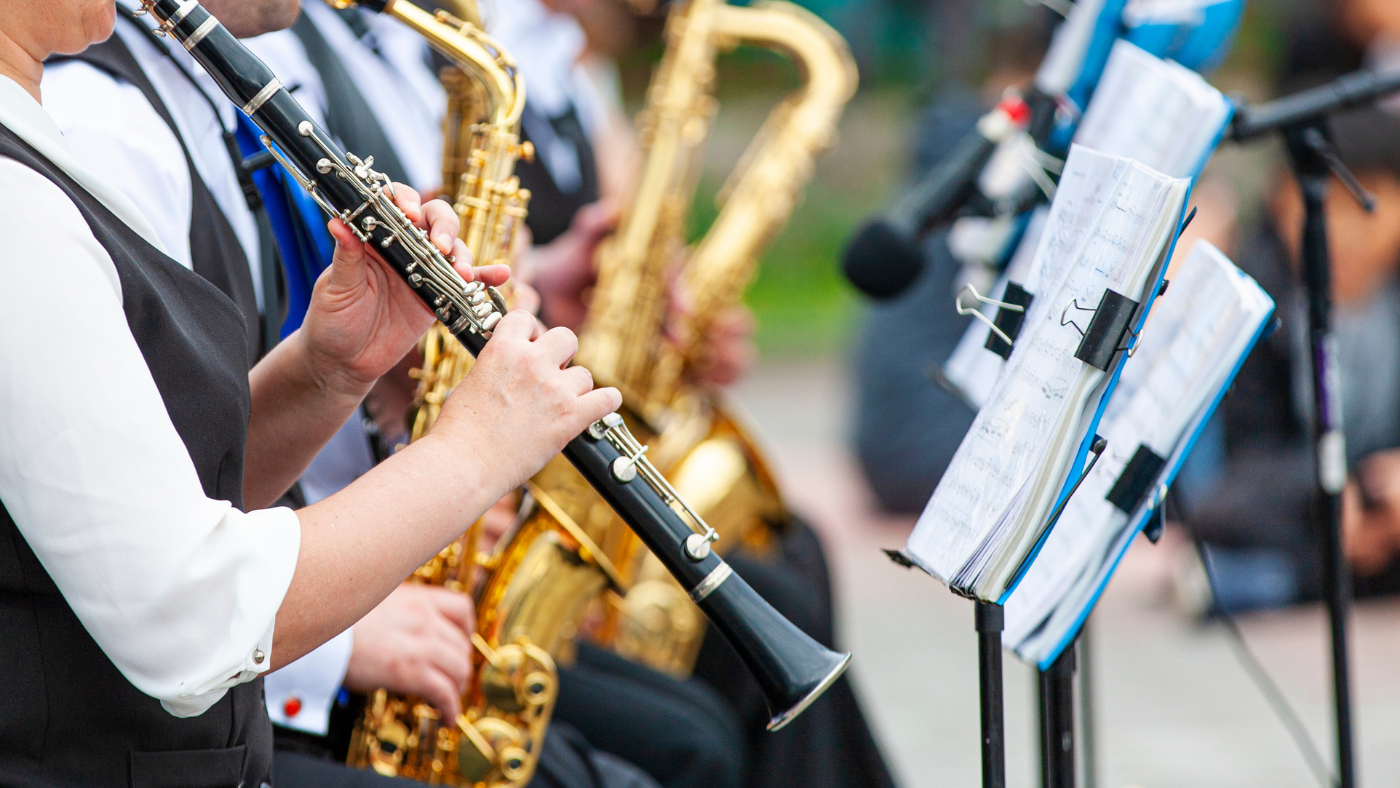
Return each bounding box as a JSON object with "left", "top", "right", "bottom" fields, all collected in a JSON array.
[
  {"left": 1074, "top": 40, "right": 1231, "bottom": 178},
  {"left": 908, "top": 147, "right": 1187, "bottom": 597},
  {"left": 942, "top": 46, "right": 1227, "bottom": 412},
  {"left": 1004, "top": 241, "right": 1275, "bottom": 661}
]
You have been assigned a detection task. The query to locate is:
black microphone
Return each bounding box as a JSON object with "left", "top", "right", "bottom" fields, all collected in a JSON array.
[
  {"left": 841, "top": 94, "right": 1037, "bottom": 300},
  {"left": 1230, "top": 67, "right": 1400, "bottom": 141}
]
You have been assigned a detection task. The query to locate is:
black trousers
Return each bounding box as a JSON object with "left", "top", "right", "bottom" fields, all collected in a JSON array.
[
  {"left": 556, "top": 518, "right": 897, "bottom": 788},
  {"left": 554, "top": 644, "right": 747, "bottom": 788},
  {"left": 694, "top": 517, "right": 898, "bottom": 788},
  {"left": 271, "top": 720, "right": 657, "bottom": 788}
]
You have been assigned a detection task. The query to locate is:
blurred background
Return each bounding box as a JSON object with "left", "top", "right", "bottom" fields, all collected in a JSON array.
[{"left": 573, "top": 0, "right": 1400, "bottom": 784}]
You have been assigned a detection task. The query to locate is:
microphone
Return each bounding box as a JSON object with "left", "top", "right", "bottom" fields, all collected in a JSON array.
[{"left": 841, "top": 94, "right": 1034, "bottom": 299}]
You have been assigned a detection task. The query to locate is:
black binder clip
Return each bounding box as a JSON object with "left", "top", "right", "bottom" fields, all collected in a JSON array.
[
  {"left": 883, "top": 548, "right": 916, "bottom": 568},
  {"left": 957, "top": 284, "right": 1029, "bottom": 357},
  {"left": 1060, "top": 288, "right": 1140, "bottom": 371},
  {"left": 1106, "top": 443, "right": 1169, "bottom": 542},
  {"left": 983, "top": 282, "right": 1035, "bottom": 359},
  {"left": 1142, "top": 505, "right": 1167, "bottom": 544}
]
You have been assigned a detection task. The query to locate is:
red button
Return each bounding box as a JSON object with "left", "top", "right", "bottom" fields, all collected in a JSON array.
[{"left": 283, "top": 695, "right": 302, "bottom": 718}]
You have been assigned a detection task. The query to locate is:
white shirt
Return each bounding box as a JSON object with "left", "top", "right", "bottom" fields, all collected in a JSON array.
[
  {"left": 485, "top": 0, "right": 592, "bottom": 125},
  {"left": 0, "top": 75, "right": 301, "bottom": 717},
  {"left": 43, "top": 4, "right": 266, "bottom": 312},
  {"left": 248, "top": 2, "right": 445, "bottom": 194}
]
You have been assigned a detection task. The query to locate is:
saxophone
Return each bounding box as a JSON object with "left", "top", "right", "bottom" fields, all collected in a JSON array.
[
  {"left": 572, "top": 0, "right": 857, "bottom": 674},
  {"left": 338, "top": 4, "right": 603, "bottom": 786}
]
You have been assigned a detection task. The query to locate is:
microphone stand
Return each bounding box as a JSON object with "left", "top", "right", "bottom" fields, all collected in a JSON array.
[{"left": 1226, "top": 65, "right": 1400, "bottom": 788}]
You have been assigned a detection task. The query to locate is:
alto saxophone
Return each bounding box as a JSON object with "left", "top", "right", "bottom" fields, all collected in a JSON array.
[
  {"left": 334, "top": 4, "right": 599, "bottom": 786},
  {"left": 570, "top": 0, "right": 857, "bottom": 674}
]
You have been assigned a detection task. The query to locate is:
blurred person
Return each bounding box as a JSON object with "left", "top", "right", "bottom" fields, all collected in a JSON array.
[
  {"left": 495, "top": 3, "right": 899, "bottom": 788},
  {"left": 1173, "top": 0, "right": 1400, "bottom": 611},
  {"left": 851, "top": 23, "right": 1050, "bottom": 513},
  {"left": 246, "top": 5, "right": 727, "bottom": 787},
  {"left": 1181, "top": 102, "right": 1400, "bottom": 609}
]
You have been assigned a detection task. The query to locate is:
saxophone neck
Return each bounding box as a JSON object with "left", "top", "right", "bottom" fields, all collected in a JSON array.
[
  {"left": 576, "top": 0, "right": 721, "bottom": 395},
  {"left": 361, "top": 0, "right": 525, "bottom": 130},
  {"left": 667, "top": 0, "right": 857, "bottom": 372}
]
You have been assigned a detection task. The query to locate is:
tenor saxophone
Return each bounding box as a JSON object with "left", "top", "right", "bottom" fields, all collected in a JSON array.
[
  {"left": 568, "top": 0, "right": 858, "bottom": 674},
  {"left": 330, "top": 4, "right": 601, "bottom": 786}
]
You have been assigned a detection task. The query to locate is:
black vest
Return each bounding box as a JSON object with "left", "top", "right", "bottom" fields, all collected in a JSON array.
[
  {"left": 0, "top": 125, "right": 271, "bottom": 787},
  {"left": 516, "top": 102, "right": 600, "bottom": 247},
  {"left": 54, "top": 34, "right": 264, "bottom": 366}
]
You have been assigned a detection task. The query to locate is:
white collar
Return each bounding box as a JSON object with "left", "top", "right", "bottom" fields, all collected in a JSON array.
[{"left": 0, "top": 74, "right": 168, "bottom": 253}]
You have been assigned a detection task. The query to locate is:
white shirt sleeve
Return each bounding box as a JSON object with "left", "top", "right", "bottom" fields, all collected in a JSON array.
[
  {"left": 245, "top": 29, "right": 330, "bottom": 127},
  {"left": 264, "top": 629, "right": 354, "bottom": 734},
  {"left": 0, "top": 157, "right": 301, "bottom": 718},
  {"left": 40, "top": 61, "right": 195, "bottom": 271}
]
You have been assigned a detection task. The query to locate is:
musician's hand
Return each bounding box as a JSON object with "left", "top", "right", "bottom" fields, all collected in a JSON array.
[
  {"left": 519, "top": 201, "right": 617, "bottom": 331},
  {"left": 667, "top": 278, "right": 757, "bottom": 387},
  {"left": 1344, "top": 450, "right": 1400, "bottom": 575},
  {"left": 301, "top": 183, "right": 511, "bottom": 395},
  {"left": 344, "top": 583, "right": 476, "bottom": 718},
  {"left": 691, "top": 305, "right": 756, "bottom": 387},
  {"left": 426, "top": 311, "right": 622, "bottom": 492}
]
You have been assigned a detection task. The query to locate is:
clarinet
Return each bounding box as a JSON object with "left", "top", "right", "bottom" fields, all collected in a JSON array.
[{"left": 134, "top": 0, "right": 848, "bottom": 729}]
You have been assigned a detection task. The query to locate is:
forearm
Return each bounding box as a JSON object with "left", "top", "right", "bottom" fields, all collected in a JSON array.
[
  {"left": 270, "top": 432, "right": 503, "bottom": 670},
  {"left": 244, "top": 330, "right": 371, "bottom": 509}
]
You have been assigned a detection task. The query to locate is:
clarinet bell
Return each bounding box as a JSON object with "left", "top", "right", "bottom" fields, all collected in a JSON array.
[{"left": 698, "top": 568, "right": 851, "bottom": 730}]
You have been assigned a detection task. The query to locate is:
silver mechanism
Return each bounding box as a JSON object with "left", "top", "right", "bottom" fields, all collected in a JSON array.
[
  {"left": 587, "top": 414, "right": 720, "bottom": 562},
  {"left": 149, "top": 0, "right": 197, "bottom": 35},
  {"left": 258, "top": 120, "right": 714, "bottom": 559},
  {"left": 259, "top": 122, "right": 507, "bottom": 337}
]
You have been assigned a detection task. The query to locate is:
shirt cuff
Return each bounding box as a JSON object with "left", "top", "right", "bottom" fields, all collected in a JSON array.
[
  {"left": 160, "top": 611, "right": 281, "bottom": 718},
  {"left": 264, "top": 628, "right": 355, "bottom": 735}
]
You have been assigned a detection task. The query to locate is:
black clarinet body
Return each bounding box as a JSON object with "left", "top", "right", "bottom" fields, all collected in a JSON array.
[{"left": 136, "top": 0, "right": 848, "bottom": 729}]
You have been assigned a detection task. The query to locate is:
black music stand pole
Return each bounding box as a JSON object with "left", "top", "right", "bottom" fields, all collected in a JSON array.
[
  {"left": 1285, "top": 118, "right": 1358, "bottom": 788},
  {"left": 1038, "top": 636, "right": 1077, "bottom": 788},
  {"left": 1079, "top": 618, "right": 1098, "bottom": 788},
  {"left": 976, "top": 600, "right": 1007, "bottom": 788}
]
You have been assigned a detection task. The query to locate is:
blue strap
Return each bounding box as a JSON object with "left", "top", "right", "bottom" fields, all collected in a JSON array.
[{"left": 234, "top": 113, "right": 334, "bottom": 335}]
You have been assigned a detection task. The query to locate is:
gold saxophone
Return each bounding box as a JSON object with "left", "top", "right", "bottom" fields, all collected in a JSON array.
[
  {"left": 339, "top": 3, "right": 610, "bottom": 786},
  {"left": 566, "top": 0, "right": 856, "bottom": 674}
]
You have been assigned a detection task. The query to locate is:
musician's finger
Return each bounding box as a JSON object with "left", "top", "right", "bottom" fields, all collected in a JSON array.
[
  {"left": 389, "top": 183, "right": 423, "bottom": 225},
  {"left": 423, "top": 199, "right": 460, "bottom": 254}
]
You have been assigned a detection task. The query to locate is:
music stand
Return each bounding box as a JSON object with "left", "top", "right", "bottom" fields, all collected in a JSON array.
[{"left": 1227, "top": 65, "right": 1400, "bottom": 788}]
